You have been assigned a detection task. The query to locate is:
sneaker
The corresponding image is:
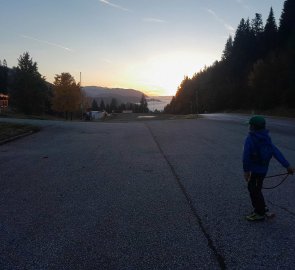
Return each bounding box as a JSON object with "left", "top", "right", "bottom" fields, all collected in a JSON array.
[{"left": 246, "top": 213, "right": 265, "bottom": 221}]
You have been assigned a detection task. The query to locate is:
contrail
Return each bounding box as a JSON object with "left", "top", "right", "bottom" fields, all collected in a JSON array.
[
  {"left": 206, "top": 8, "right": 235, "bottom": 33},
  {"left": 20, "top": 35, "right": 74, "bottom": 52},
  {"left": 99, "top": 0, "right": 130, "bottom": 12},
  {"left": 143, "top": 17, "right": 166, "bottom": 23}
]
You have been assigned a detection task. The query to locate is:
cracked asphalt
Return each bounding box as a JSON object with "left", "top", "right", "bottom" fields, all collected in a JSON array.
[{"left": 1, "top": 115, "right": 295, "bottom": 269}]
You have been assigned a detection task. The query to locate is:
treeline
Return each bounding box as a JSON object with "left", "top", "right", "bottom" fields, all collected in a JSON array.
[
  {"left": 0, "top": 52, "right": 148, "bottom": 118},
  {"left": 1, "top": 53, "right": 54, "bottom": 115},
  {"left": 90, "top": 95, "right": 148, "bottom": 114},
  {"left": 164, "top": 0, "right": 295, "bottom": 114},
  {"left": 0, "top": 52, "right": 84, "bottom": 118}
]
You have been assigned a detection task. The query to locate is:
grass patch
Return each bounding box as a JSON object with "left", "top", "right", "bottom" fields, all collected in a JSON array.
[
  {"left": 0, "top": 122, "right": 40, "bottom": 141},
  {"left": 104, "top": 113, "right": 200, "bottom": 122},
  {"left": 0, "top": 112, "right": 62, "bottom": 121}
]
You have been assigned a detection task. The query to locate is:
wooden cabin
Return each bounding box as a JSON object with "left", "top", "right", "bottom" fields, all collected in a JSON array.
[{"left": 0, "top": 93, "right": 9, "bottom": 112}]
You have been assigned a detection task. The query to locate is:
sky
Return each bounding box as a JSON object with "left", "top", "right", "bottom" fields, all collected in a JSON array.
[{"left": 0, "top": 0, "right": 286, "bottom": 96}]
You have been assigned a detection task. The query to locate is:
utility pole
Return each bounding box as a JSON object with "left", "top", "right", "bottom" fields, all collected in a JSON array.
[
  {"left": 80, "top": 72, "right": 83, "bottom": 120},
  {"left": 195, "top": 88, "right": 199, "bottom": 118}
]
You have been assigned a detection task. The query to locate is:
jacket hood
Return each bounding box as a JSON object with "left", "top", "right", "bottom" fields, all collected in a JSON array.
[{"left": 249, "top": 129, "right": 271, "bottom": 144}]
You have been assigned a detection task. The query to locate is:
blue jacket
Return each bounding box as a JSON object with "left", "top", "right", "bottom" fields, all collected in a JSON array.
[{"left": 243, "top": 129, "right": 290, "bottom": 174}]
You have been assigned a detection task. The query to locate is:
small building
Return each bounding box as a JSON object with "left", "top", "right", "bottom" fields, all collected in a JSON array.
[
  {"left": 0, "top": 93, "right": 9, "bottom": 112},
  {"left": 84, "top": 111, "right": 107, "bottom": 120}
]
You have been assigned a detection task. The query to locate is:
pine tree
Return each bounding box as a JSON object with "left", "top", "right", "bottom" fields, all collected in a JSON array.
[
  {"left": 251, "top": 13, "right": 264, "bottom": 59},
  {"left": 100, "top": 99, "right": 105, "bottom": 111},
  {"left": 251, "top": 13, "right": 264, "bottom": 36},
  {"left": 110, "top": 98, "right": 118, "bottom": 112},
  {"left": 279, "top": 0, "right": 295, "bottom": 46},
  {"left": 248, "top": 54, "right": 284, "bottom": 109},
  {"left": 0, "top": 59, "right": 8, "bottom": 93},
  {"left": 105, "top": 103, "right": 110, "bottom": 113},
  {"left": 263, "top": 7, "right": 278, "bottom": 53},
  {"left": 91, "top": 99, "right": 99, "bottom": 110},
  {"left": 139, "top": 94, "right": 148, "bottom": 113},
  {"left": 232, "top": 18, "right": 256, "bottom": 71},
  {"left": 222, "top": 36, "right": 233, "bottom": 61},
  {"left": 279, "top": 0, "right": 295, "bottom": 107},
  {"left": 10, "top": 52, "right": 48, "bottom": 114}
]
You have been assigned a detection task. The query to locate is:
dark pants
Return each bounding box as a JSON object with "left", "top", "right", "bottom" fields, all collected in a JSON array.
[{"left": 248, "top": 173, "right": 266, "bottom": 215}]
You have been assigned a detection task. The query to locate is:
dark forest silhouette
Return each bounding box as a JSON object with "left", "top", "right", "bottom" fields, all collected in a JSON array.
[
  {"left": 164, "top": 0, "right": 295, "bottom": 114},
  {"left": 0, "top": 53, "right": 148, "bottom": 116}
]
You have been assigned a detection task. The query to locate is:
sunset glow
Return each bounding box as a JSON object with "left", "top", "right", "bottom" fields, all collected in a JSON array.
[
  {"left": 1, "top": 0, "right": 285, "bottom": 97},
  {"left": 127, "top": 51, "right": 218, "bottom": 96},
  {"left": 78, "top": 51, "right": 218, "bottom": 96}
]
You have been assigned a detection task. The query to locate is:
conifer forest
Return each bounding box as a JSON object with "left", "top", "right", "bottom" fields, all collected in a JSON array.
[{"left": 164, "top": 0, "right": 295, "bottom": 114}]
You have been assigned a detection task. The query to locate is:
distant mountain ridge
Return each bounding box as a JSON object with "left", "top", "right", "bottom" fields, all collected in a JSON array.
[{"left": 82, "top": 86, "right": 147, "bottom": 104}]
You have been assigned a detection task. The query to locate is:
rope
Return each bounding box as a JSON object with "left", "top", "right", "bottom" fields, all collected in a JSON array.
[
  {"left": 265, "top": 173, "right": 289, "bottom": 179},
  {"left": 263, "top": 173, "right": 290, "bottom": 190}
]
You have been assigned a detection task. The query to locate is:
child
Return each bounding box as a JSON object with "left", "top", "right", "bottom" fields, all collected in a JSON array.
[{"left": 243, "top": 116, "right": 294, "bottom": 221}]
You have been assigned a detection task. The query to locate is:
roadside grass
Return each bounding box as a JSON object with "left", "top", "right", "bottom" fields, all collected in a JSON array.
[
  {"left": 0, "top": 122, "right": 40, "bottom": 142},
  {"left": 0, "top": 112, "right": 63, "bottom": 121},
  {"left": 0, "top": 113, "right": 196, "bottom": 142},
  {"left": 104, "top": 113, "right": 200, "bottom": 122}
]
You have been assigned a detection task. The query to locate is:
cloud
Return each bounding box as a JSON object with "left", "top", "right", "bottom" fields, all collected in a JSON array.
[
  {"left": 20, "top": 35, "right": 74, "bottom": 52},
  {"left": 143, "top": 17, "right": 166, "bottom": 23},
  {"left": 205, "top": 8, "right": 235, "bottom": 33},
  {"left": 99, "top": 0, "right": 130, "bottom": 12}
]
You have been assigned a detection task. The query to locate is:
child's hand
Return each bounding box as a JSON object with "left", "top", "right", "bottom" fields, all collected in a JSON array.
[
  {"left": 287, "top": 167, "right": 294, "bottom": 175},
  {"left": 244, "top": 172, "right": 251, "bottom": 181}
]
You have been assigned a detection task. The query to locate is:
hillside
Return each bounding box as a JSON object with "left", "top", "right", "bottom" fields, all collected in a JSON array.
[
  {"left": 164, "top": 0, "right": 295, "bottom": 115},
  {"left": 82, "top": 86, "right": 147, "bottom": 104}
]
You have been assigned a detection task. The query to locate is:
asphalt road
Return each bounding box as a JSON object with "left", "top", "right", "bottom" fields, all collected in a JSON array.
[{"left": 1, "top": 114, "right": 295, "bottom": 269}]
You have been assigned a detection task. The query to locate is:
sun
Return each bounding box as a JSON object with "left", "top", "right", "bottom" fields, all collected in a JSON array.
[{"left": 124, "top": 51, "right": 216, "bottom": 96}]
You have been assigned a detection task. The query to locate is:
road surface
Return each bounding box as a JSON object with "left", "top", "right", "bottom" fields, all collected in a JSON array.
[{"left": 1, "top": 114, "right": 295, "bottom": 269}]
